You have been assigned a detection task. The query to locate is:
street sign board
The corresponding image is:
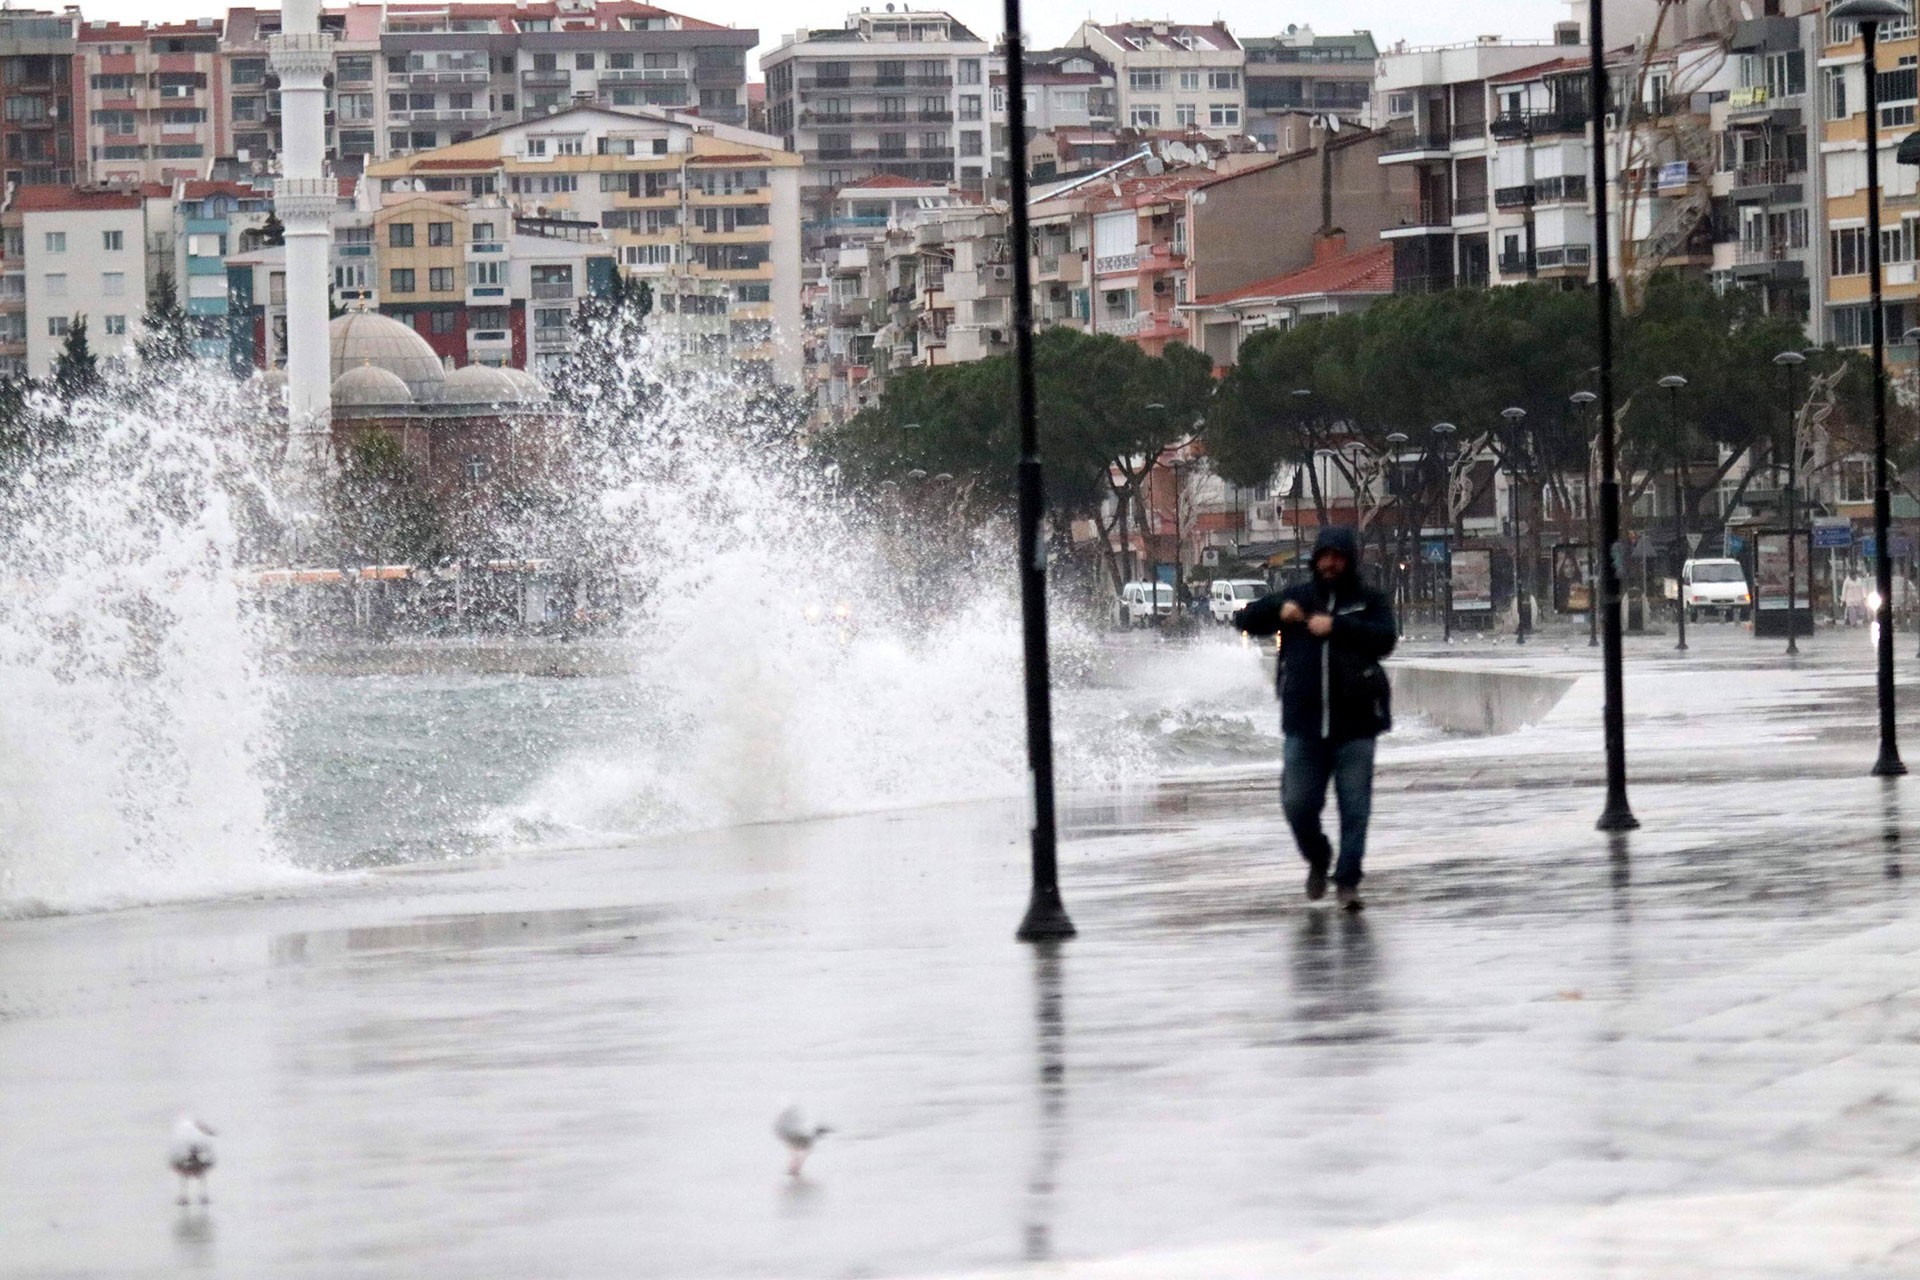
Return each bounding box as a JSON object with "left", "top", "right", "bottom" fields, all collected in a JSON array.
[
  {"left": 1812, "top": 517, "right": 1852, "bottom": 549},
  {"left": 1755, "top": 532, "right": 1809, "bottom": 610},
  {"left": 1421, "top": 538, "right": 1448, "bottom": 564},
  {"left": 1451, "top": 549, "right": 1493, "bottom": 611}
]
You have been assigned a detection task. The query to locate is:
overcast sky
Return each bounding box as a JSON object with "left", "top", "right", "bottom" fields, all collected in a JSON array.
[{"left": 66, "top": 0, "right": 1574, "bottom": 70}]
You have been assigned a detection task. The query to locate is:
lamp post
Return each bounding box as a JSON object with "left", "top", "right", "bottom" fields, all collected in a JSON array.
[
  {"left": 1501, "top": 406, "right": 1530, "bottom": 644},
  {"left": 1588, "top": 0, "right": 1638, "bottom": 829},
  {"left": 1386, "top": 430, "right": 1411, "bottom": 634},
  {"left": 1572, "top": 390, "right": 1600, "bottom": 648},
  {"left": 1433, "top": 421, "right": 1458, "bottom": 643},
  {"left": 1001, "top": 0, "right": 1074, "bottom": 940},
  {"left": 1658, "top": 375, "right": 1690, "bottom": 651},
  {"left": 1832, "top": 0, "right": 1909, "bottom": 777},
  {"left": 1774, "top": 350, "right": 1807, "bottom": 656}
]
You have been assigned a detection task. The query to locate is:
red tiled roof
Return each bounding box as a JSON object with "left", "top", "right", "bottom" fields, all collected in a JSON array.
[
  {"left": 12, "top": 186, "right": 144, "bottom": 212},
  {"left": 1096, "top": 20, "right": 1239, "bottom": 50},
  {"left": 1192, "top": 244, "right": 1394, "bottom": 308},
  {"left": 1488, "top": 55, "right": 1588, "bottom": 86},
  {"left": 838, "top": 173, "right": 930, "bottom": 189}
]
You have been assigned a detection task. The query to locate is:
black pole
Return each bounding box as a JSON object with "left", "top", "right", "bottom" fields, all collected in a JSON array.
[
  {"left": 1672, "top": 452, "right": 1688, "bottom": 650},
  {"left": 1785, "top": 359, "right": 1801, "bottom": 656},
  {"left": 1589, "top": 0, "right": 1638, "bottom": 829},
  {"left": 1574, "top": 391, "right": 1600, "bottom": 647},
  {"left": 1005, "top": 5, "right": 1075, "bottom": 940},
  {"left": 1863, "top": 15, "right": 1908, "bottom": 777}
]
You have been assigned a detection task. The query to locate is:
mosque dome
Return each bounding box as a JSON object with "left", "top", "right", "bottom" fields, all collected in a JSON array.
[
  {"left": 330, "top": 363, "right": 413, "bottom": 411},
  {"left": 437, "top": 362, "right": 527, "bottom": 408},
  {"left": 328, "top": 313, "right": 445, "bottom": 401},
  {"left": 499, "top": 367, "right": 549, "bottom": 402}
]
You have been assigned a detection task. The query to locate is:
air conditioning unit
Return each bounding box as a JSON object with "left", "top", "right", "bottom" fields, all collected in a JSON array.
[
  {"left": 1153, "top": 279, "right": 1170, "bottom": 294},
  {"left": 990, "top": 264, "right": 1012, "bottom": 281},
  {"left": 988, "top": 327, "right": 1005, "bottom": 343},
  {"left": 1105, "top": 290, "right": 1124, "bottom": 304}
]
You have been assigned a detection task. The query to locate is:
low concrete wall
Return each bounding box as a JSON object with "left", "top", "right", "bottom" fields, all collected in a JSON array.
[{"left": 1391, "top": 664, "right": 1576, "bottom": 736}]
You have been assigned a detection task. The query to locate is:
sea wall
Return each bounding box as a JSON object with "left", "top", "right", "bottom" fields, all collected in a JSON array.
[{"left": 1392, "top": 664, "right": 1577, "bottom": 736}]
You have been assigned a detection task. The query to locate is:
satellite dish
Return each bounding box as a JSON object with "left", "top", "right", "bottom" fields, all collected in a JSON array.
[
  {"left": 1738, "top": 0, "right": 1754, "bottom": 17},
  {"left": 1195, "top": 144, "right": 1210, "bottom": 165},
  {"left": 1144, "top": 155, "right": 1164, "bottom": 175},
  {"left": 1326, "top": 114, "right": 1341, "bottom": 133}
]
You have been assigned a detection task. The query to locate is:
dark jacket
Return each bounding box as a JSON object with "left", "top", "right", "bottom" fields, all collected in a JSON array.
[{"left": 1233, "top": 526, "right": 1397, "bottom": 741}]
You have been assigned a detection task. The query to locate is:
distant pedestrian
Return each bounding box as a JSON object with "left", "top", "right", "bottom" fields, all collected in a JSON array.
[
  {"left": 1844, "top": 575, "right": 1869, "bottom": 627},
  {"left": 1234, "top": 527, "right": 1397, "bottom": 911}
]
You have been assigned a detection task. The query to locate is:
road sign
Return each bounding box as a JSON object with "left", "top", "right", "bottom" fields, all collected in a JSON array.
[
  {"left": 1812, "top": 517, "right": 1852, "bottom": 550},
  {"left": 1421, "top": 538, "right": 1448, "bottom": 564}
]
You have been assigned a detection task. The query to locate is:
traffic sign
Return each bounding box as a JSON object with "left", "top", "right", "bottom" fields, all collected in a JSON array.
[{"left": 1812, "top": 517, "right": 1852, "bottom": 550}]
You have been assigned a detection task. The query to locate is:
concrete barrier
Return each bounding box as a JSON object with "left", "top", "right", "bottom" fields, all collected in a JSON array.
[{"left": 1391, "top": 663, "right": 1576, "bottom": 736}]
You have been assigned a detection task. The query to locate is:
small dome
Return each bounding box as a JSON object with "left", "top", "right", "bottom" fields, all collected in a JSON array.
[
  {"left": 331, "top": 363, "right": 413, "bottom": 409},
  {"left": 437, "top": 362, "right": 525, "bottom": 407},
  {"left": 500, "top": 367, "right": 549, "bottom": 402},
  {"left": 329, "top": 313, "right": 445, "bottom": 400}
]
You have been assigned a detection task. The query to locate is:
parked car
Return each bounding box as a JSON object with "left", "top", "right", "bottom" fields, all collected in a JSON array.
[
  {"left": 1115, "top": 581, "right": 1174, "bottom": 628},
  {"left": 1208, "top": 578, "right": 1269, "bottom": 624},
  {"left": 1681, "top": 558, "right": 1752, "bottom": 621}
]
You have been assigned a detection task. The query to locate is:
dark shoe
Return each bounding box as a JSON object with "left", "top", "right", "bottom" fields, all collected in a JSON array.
[
  {"left": 1305, "top": 857, "right": 1329, "bottom": 902},
  {"left": 1336, "top": 886, "right": 1364, "bottom": 912}
]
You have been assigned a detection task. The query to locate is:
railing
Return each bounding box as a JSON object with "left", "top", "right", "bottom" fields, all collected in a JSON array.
[
  {"left": 1382, "top": 122, "right": 1450, "bottom": 153},
  {"left": 1490, "top": 107, "right": 1589, "bottom": 139},
  {"left": 1728, "top": 84, "right": 1805, "bottom": 114},
  {"left": 1101, "top": 313, "right": 1140, "bottom": 335},
  {"left": 533, "top": 326, "right": 570, "bottom": 346},
  {"left": 1395, "top": 272, "right": 1455, "bottom": 295},
  {"left": 1532, "top": 174, "right": 1588, "bottom": 204},
  {"left": 1535, "top": 244, "right": 1591, "bottom": 271},
  {"left": 799, "top": 75, "right": 953, "bottom": 91},
  {"left": 799, "top": 108, "right": 953, "bottom": 124},
  {"left": 1494, "top": 183, "right": 1534, "bottom": 209},
  {"left": 1094, "top": 251, "right": 1139, "bottom": 274},
  {"left": 1450, "top": 118, "right": 1487, "bottom": 141},
  {"left": 1735, "top": 242, "right": 1793, "bottom": 266},
  {"left": 1733, "top": 159, "right": 1803, "bottom": 189},
  {"left": 521, "top": 68, "right": 572, "bottom": 85},
  {"left": 404, "top": 69, "right": 488, "bottom": 85},
  {"left": 599, "top": 67, "right": 690, "bottom": 83},
  {"left": 530, "top": 281, "right": 574, "bottom": 299},
  {"left": 393, "top": 107, "right": 491, "bottom": 124},
  {"left": 1499, "top": 252, "right": 1534, "bottom": 275},
  {"left": 1453, "top": 193, "right": 1488, "bottom": 216},
  {"left": 1391, "top": 198, "right": 1453, "bottom": 228},
  {"left": 468, "top": 328, "right": 510, "bottom": 344}
]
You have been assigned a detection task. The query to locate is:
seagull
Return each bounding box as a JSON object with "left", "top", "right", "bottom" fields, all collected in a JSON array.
[
  {"left": 774, "top": 1102, "right": 830, "bottom": 1177},
  {"left": 169, "top": 1116, "right": 217, "bottom": 1205}
]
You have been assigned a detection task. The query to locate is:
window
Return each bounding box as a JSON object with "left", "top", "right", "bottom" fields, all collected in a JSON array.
[
  {"left": 338, "top": 55, "right": 373, "bottom": 82},
  {"left": 156, "top": 144, "right": 204, "bottom": 159},
  {"left": 43, "top": 272, "right": 63, "bottom": 296},
  {"left": 959, "top": 129, "right": 982, "bottom": 156},
  {"left": 1208, "top": 70, "right": 1241, "bottom": 90},
  {"left": 463, "top": 456, "right": 488, "bottom": 484},
  {"left": 47, "top": 314, "right": 66, "bottom": 336},
  {"left": 390, "top": 267, "right": 416, "bottom": 292},
  {"left": 554, "top": 135, "right": 584, "bottom": 156},
  {"left": 1130, "top": 105, "right": 1161, "bottom": 128},
  {"left": 1881, "top": 55, "right": 1918, "bottom": 127},
  {"left": 430, "top": 309, "right": 457, "bottom": 334},
  {"left": 1174, "top": 102, "right": 1196, "bottom": 126},
  {"left": 429, "top": 266, "right": 455, "bottom": 291},
  {"left": 102, "top": 230, "right": 123, "bottom": 252},
  {"left": 103, "top": 314, "right": 125, "bottom": 336},
  {"left": 1129, "top": 69, "right": 1164, "bottom": 92},
  {"left": 473, "top": 221, "right": 495, "bottom": 242},
  {"left": 427, "top": 221, "right": 454, "bottom": 246},
  {"left": 526, "top": 137, "right": 546, "bottom": 156},
  {"left": 1209, "top": 102, "right": 1241, "bottom": 127},
  {"left": 468, "top": 260, "right": 503, "bottom": 287},
  {"left": 532, "top": 52, "right": 557, "bottom": 72},
  {"left": 958, "top": 59, "right": 981, "bottom": 85},
  {"left": 102, "top": 271, "right": 124, "bottom": 295},
  {"left": 43, "top": 231, "right": 62, "bottom": 252},
  {"left": 575, "top": 52, "right": 595, "bottom": 70},
  {"left": 1178, "top": 70, "right": 1200, "bottom": 90},
  {"left": 644, "top": 51, "right": 677, "bottom": 69},
  {"left": 1832, "top": 225, "right": 1869, "bottom": 276},
  {"left": 608, "top": 52, "right": 634, "bottom": 70},
  {"left": 389, "top": 223, "right": 415, "bottom": 247},
  {"left": 959, "top": 93, "right": 982, "bottom": 121},
  {"left": 1826, "top": 65, "right": 1849, "bottom": 121},
  {"left": 922, "top": 129, "right": 945, "bottom": 151},
  {"left": 91, "top": 108, "right": 136, "bottom": 133}
]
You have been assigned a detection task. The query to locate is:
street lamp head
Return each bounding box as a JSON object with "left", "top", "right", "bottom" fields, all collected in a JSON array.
[
  {"left": 1657, "top": 374, "right": 1689, "bottom": 389},
  {"left": 1291, "top": 387, "right": 1313, "bottom": 398},
  {"left": 902, "top": 421, "right": 922, "bottom": 431},
  {"left": 1500, "top": 406, "right": 1528, "bottom": 422},
  {"left": 1831, "top": 0, "right": 1910, "bottom": 26},
  {"left": 906, "top": 468, "right": 928, "bottom": 481},
  {"left": 933, "top": 472, "right": 954, "bottom": 483},
  {"left": 1906, "top": 327, "right": 1920, "bottom": 344},
  {"left": 1569, "top": 390, "right": 1598, "bottom": 406},
  {"left": 1143, "top": 401, "right": 1166, "bottom": 412},
  {"left": 1431, "top": 421, "right": 1457, "bottom": 436},
  {"left": 1773, "top": 350, "right": 1807, "bottom": 366},
  {"left": 1385, "top": 431, "right": 1409, "bottom": 446}
]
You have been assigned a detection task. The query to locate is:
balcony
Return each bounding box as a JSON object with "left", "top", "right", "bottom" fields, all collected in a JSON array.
[
  {"left": 1732, "top": 242, "right": 1804, "bottom": 280},
  {"left": 600, "top": 67, "right": 690, "bottom": 83},
  {"left": 1494, "top": 183, "right": 1534, "bottom": 210},
  {"left": 1489, "top": 107, "right": 1589, "bottom": 140},
  {"left": 1036, "top": 249, "right": 1083, "bottom": 283},
  {"left": 1535, "top": 243, "right": 1592, "bottom": 273},
  {"left": 1380, "top": 121, "right": 1450, "bottom": 156},
  {"left": 1382, "top": 198, "right": 1454, "bottom": 236},
  {"left": 1727, "top": 84, "right": 1805, "bottom": 120},
  {"left": 1731, "top": 159, "right": 1805, "bottom": 202},
  {"left": 391, "top": 107, "right": 492, "bottom": 125},
  {"left": 1453, "top": 193, "right": 1488, "bottom": 218},
  {"left": 799, "top": 75, "right": 953, "bottom": 92},
  {"left": 1395, "top": 272, "right": 1455, "bottom": 295},
  {"left": 521, "top": 68, "right": 572, "bottom": 86},
  {"left": 533, "top": 325, "right": 571, "bottom": 348},
  {"left": 1093, "top": 250, "right": 1139, "bottom": 275},
  {"left": 1532, "top": 174, "right": 1589, "bottom": 205},
  {"left": 531, "top": 280, "right": 574, "bottom": 300},
  {"left": 1499, "top": 250, "right": 1534, "bottom": 276},
  {"left": 1100, "top": 313, "right": 1140, "bottom": 336},
  {"left": 1450, "top": 118, "right": 1487, "bottom": 144},
  {"left": 404, "top": 68, "right": 489, "bottom": 85},
  {"left": 799, "top": 108, "right": 952, "bottom": 125},
  {"left": 467, "top": 327, "right": 511, "bottom": 348}
]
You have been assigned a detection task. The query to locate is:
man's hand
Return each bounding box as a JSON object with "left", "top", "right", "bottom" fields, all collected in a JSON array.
[
  {"left": 1307, "top": 613, "right": 1334, "bottom": 638},
  {"left": 1280, "top": 600, "right": 1306, "bottom": 625}
]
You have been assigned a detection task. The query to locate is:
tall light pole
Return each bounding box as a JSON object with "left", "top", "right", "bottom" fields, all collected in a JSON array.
[
  {"left": 1658, "top": 374, "right": 1689, "bottom": 652},
  {"left": 1588, "top": 0, "right": 1638, "bottom": 829},
  {"left": 1775, "top": 350, "right": 1807, "bottom": 656},
  {"left": 1433, "top": 421, "right": 1458, "bottom": 643},
  {"left": 1832, "top": 0, "right": 1909, "bottom": 777},
  {"left": 1501, "top": 406, "right": 1530, "bottom": 644},
  {"left": 1572, "top": 390, "right": 1600, "bottom": 648},
  {"left": 1003, "top": 1, "right": 1075, "bottom": 941}
]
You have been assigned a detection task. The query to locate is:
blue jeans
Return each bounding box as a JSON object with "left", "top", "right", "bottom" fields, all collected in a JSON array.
[{"left": 1281, "top": 734, "right": 1376, "bottom": 889}]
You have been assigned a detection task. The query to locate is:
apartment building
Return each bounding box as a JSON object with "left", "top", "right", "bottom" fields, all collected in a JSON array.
[
  {"left": 1243, "top": 25, "right": 1376, "bottom": 144},
  {"left": 173, "top": 179, "right": 274, "bottom": 361},
  {"left": 1064, "top": 21, "right": 1245, "bottom": 140},
  {"left": 760, "top": 10, "right": 993, "bottom": 211},
  {"left": 80, "top": 19, "right": 226, "bottom": 185},
  {"left": 1709, "top": 7, "right": 1821, "bottom": 328},
  {"left": 1005, "top": 47, "right": 1117, "bottom": 135},
  {"left": 1819, "top": 0, "right": 1918, "bottom": 350},
  {"left": 0, "top": 10, "right": 80, "bottom": 190},
  {"left": 6, "top": 186, "right": 154, "bottom": 378},
  {"left": 365, "top": 104, "right": 802, "bottom": 381},
  {"left": 1376, "top": 32, "right": 1586, "bottom": 292},
  {"left": 1485, "top": 56, "right": 1597, "bottom": 286}
]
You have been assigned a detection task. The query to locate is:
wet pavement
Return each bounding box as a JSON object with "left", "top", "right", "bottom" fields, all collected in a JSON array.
[{"left": 8, "top": 627, "right": 1920, "bottom": 1276}]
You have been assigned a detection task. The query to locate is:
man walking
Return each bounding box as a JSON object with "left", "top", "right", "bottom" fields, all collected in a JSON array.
[{"left": 1234, "top": 527, "right": 1396, "bottom": 910}]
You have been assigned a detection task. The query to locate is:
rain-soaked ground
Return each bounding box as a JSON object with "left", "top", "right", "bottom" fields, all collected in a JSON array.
[{"left": 8, "top": 624, "right": 1920, "bottom": 1276}]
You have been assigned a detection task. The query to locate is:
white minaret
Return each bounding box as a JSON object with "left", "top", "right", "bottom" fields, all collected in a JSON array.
[{"left": 269, "top": 0, "right": 334, "bottom": 431}]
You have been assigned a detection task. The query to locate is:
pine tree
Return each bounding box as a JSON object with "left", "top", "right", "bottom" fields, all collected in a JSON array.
[
  {"left": 136, "top": 268, "right": 194, "bottom": 367},
  {"left": 52, "top": 315, "right": 100, "bottom": 400},
  {"left": 260, "top": 210, "right": 285, "bottom": 247}
]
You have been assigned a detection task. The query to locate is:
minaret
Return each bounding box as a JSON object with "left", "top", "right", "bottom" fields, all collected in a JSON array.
[{"left": 269, "top": 0, "right": 335, "bottom": 431}]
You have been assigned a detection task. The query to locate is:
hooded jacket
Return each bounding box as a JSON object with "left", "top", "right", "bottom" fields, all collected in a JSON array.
[{"left": 1232, "top": 526, "right": 1397, "bottom": 741}]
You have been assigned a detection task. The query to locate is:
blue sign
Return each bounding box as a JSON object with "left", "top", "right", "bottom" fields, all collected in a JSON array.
[
  {"left": 1421, "top": 539, "right": 1448, "bottom": 564},
  {"left": 1863, "top": 536, "right": 1877, "bottom": 560},
  {"left": 1726, "top": 534, "right": 1748, "bottom": 555},
  {"left": 1812, "top": 521, "right": 1852, "bottom": 550}
]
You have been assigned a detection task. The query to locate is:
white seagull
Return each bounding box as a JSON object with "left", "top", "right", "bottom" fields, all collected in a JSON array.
[
  {"left": 774, "top": 1102, "right": 830, "bottom": 1177},
  {"left": 169, "top": 1116, "right": 217, "bottom": 1205}
]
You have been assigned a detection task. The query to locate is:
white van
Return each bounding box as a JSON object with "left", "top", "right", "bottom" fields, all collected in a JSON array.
[
  {"left": 1208, "top": 578, "right": 1269, "bottom": 624},
  {"left": 1115, "top": 581, "right": 1174, "bottom": 628},
  {"left": 1680, "top": 558, "right": 1752, "bottom": 621}
]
